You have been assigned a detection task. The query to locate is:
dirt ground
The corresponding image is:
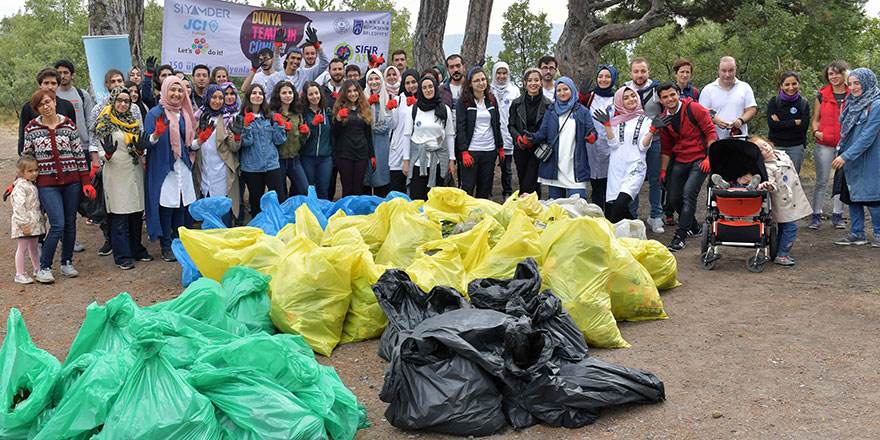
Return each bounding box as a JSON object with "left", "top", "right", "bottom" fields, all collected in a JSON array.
[{"left": 1, "top": 123, "right": 879, "bottom": 439}]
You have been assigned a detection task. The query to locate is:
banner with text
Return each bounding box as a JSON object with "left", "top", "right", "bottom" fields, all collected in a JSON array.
[
  {"left": 162, "top": 0, "right": 391, "bottom": 77},
  {"left": 83, "top": 35, "right": 133, "bottom": 103}
]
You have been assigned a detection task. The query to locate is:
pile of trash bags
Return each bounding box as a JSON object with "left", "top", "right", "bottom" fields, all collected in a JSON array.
[
  {"left": 177, "top": 186, "right": 681, "bottom": 354},
  {"left": 0, "top": 266, "right": 367, "bottom": 440},
  {"left": 376, "top": 258, "right": 666, "bottom": 436}
]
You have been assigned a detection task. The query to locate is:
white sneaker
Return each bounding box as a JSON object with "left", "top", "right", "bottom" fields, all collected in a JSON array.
[
  {"left": 647, "top": 217, "right": 665, "bottom": 234},
  {"left": 34, "top": 268, "right": 55, "bottom": 284},
  {"left": 60, "top": 263, "right": 79, "bottom": 278}
]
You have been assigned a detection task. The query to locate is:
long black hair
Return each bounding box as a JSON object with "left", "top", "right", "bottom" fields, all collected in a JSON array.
[
  {"left": 269, "top": 80, "right": 302, "bottom": 114},
  {"left": 241, "top": 83, "right": 270, "bottom": 116}
]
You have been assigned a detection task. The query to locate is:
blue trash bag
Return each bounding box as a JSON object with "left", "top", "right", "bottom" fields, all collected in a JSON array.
[
  {"left": 281, "top": 186, "right": 329, "bottom": 229},
  {"left": 384, "top": 191, "right": 411, "bottom": 203},
  {"left": 189, "top": 197, "right": 232, "bottom": 230},
  {"left": 325, "top": 195, "right": 384, "bottom": 217},
  {"left": 247, "top": 191, "right": 287, "bottom": 235},
  {"left": 172, "top": 238, "right": 202, "bottom": 287}
]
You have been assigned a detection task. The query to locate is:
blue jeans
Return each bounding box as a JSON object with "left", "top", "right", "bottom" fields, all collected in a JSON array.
[
  {"left": 108, "top": 212, "right": 148, "bottom": 265},
  {"left": 812, "top": 144, "right": 846, "bottom": 215},
  {"left": 159, "top": 205, "right": 189, "bottom": 249},
  {"left": 300, "top": 155, "right": 333, "bottom": 200},
  {"left": 38, "top": 183, "right": 81, "bottom": 269},
  {"left": 500, "top": 154, "right": 513, "bottom": 198},
  {"left": 776, "top": 144, "right": 805, "bottom": 174},
  {"left": 849, "top": 204, "right": 880, "bottom": 238},
  {"left": 280, "top": 157, "right": 309, "bottom": 198},
  {"left": 777, "top": 221, "right": 797, "bottom": 257},
  {"left": 630, "top": 138, "right": 663, "bottom": 218},
  {"left": 547, "top": 186, "right": 587, "bottom": 199}
]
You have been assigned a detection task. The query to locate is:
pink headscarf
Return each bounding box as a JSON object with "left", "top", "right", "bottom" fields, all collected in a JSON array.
[
  {"left": 384, "top": 66, "right": 400, "bottom": 97},
  {"left": 610, "top": 86, "right": 644, "bottom": 127},
  {"left": 158, "top": 76, "right": 195, "bottom": 159}
]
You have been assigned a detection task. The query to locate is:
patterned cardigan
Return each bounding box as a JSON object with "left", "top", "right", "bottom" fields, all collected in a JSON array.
[{"left": 22, "top": 115, "right": 90, "bottom": 188}]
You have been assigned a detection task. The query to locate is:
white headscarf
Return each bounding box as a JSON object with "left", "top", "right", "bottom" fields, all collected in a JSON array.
[
  {"left": 491, "top": 61, "right": 511, "bottom": 96},
  {"left": 364, "top": 67, "right": 389, "bottom": 126}
]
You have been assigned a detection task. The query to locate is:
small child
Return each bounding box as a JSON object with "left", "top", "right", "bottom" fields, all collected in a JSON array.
[
  {"left": 751, "top": 137, "right": 812, "bottom": 266},
  {"left": 711, "top": 172, "right": 762, "bottom": 190},
  {"left": 10, "top": 155, "right": 46, "bottom": 284}
]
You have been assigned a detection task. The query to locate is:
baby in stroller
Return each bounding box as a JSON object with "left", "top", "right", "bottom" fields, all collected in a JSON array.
[{"left": 711, "top": 172, "right": 762, "bottom": 191}]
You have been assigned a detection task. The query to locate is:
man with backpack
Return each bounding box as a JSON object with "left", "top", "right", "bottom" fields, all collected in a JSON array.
[
  {"left": 656, "top": 82, "right": 718, "bottom": 252},
  {"left": 54, "top": 60, "right": 94, "bottom": 150}
]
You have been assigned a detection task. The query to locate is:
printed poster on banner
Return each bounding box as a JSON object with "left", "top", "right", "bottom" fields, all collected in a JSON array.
[{"left": 162, "top": 0, "right": 391, "bottom": 77}]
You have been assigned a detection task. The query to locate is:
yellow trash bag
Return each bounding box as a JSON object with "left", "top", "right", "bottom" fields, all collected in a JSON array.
[
  {"left": 325, "top": 229, "right": 389, "bottom": 344},
  {"left": 618, "top": 238, "right": 682, "bottom": 290},
  {"left": 179, "top": 227, "right": 284, "bottom": 281},
  {"left": 495, "top": 191, "right": 547, "bottom": 227},
  {"left": 422, "top": 187, "right": 503, "bottom": 224},
  {"left": 539, "top": 217, "right": 629, "bottom": 348},
  {"left": 375, "top": 199, "right": 442, "bottom": 268},
  {"left": 607, "top": 237, "right": 668, "bottom": 321},
  {"left": 269, "top": 235, "right": 352, "bottom": 356},
  {"left": 322, "top": 210, "right": 388, "bottom": 255},
  {"left": 537, "top": 203, "right": 568, "bottom": 225},
  {"left": 470, "top": 210, "right": 542, "bottom": 280},
  {"left": 294, "top": 204, "right": 325, "bottom": 244},
  {"left": 407, "top": 241, "right": 468, "bottom": 296},
  {"left": 443, "top": 215, "right": 501, "bottom": 270}
]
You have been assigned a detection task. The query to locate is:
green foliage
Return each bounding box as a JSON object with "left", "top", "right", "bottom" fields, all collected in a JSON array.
[
  {"left": 340, "top": 0, "right": 412, "bottom": 60},
  {"left": 496, "top": 0, "right": 552, "bottom": 86},
  {"left": 0, "top": 0, "right": 88, "bottom": 114},
  {"left": 143, "top": 0, "right": 163, "bottom": 63}
]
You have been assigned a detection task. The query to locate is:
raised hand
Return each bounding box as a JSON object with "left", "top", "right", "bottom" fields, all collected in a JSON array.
[
  {"left": 145, "top": 56, "right": 158, "bottom": 76},
  {"left": 593, "top": 109, "right": 611, "bottom": 126},
  {"left": 305, "top": 25, "right": 320, "bottom": 49},
  {"left": 651, "top": 114, "right": 672, "bottom": 130},
  {"left": 153, "top": 115, "right": 168, "bottom": 137},
  {"left": 274, "top": 27, "right": 285, "bottom": 47},
  {"left": 101, "top": 134, "right": 118, "bottom": 158},
  {"left": 243, "top": 111, "right": 255, "bottom": 127},
  {"left": 134, "top": 131, "right": 147, "bottom": 154},
  {"left": 250, "top": 52, "right": 262, "bottom": 71}
]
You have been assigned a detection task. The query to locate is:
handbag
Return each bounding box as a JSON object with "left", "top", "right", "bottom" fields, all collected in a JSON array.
[{"left": 533, "top": 109, "right": 573, "bottom": 163}]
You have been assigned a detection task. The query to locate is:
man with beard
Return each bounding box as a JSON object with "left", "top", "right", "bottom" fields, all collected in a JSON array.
[
  {"left": 241, "top": 29, "right": 286, "bottom": 92},
  {"left": 538, "top": 55, "right": 558, "bottom": 101},
  {"left": 265, "top": 42, "right": 329, "bottom": 95},
  {"left": 190, "top": 64, "right": 210, "bottom": 108},
  {"left": 321, "top": 58, "right": 345, "bottom": 108},
  {"left": 439, "top": 54, "right": 465, "bottom": 110},
  {"left": 391, "top": 49, "right": 407, "bottom": 72},
  {"left": 53, "top": 59, "right": 94, "bottom": 150}
]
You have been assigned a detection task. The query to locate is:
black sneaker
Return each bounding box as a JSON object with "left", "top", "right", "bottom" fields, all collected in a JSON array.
[
  {"left": 136, "top": 253, "right": 154, "bottom": 262},
  {"left": 688, "top": 222, "right": 703, "bottom": 237},
  {"left": 117, "top": 260, "right": 135, "bottom": 270},
  {"left": 663, "top": 215, "right": 676, "bottom": 226},
  {"left": 161, "top": 247, "right": 177, "bottom": 262},
  {"left": 668, "top": 234, "right": 686, "bottom": 252},
  {"left": 97, "top": 240, "right": 112, "bottom": 256}
]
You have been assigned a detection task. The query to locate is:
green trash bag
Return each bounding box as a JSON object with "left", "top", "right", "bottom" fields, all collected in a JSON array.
[
  {"left": 220, "top": 266, "right": 275, "bottom": 335},
  {"left": 33, "top": 350, "right": 136, "bottom": 440},
  {"left": 94, "top": 323, "right": 224, "bottom": 440},
  {"left": 146, "top": 277, "right": 250, "bottom": 337},
  {"left": 0, "top": 309, "right": 62, "bottom": 438},
  {"left": 129, "top": 310, "right": 240, "bottom": 369},
  {"left": 186, "top": 364, "right": 327, "bottom": 440},
  {"left": 65, "top": 293, "right": 139, "bottom": 367}
]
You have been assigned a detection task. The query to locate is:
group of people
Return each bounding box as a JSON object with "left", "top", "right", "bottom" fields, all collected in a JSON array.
[{"left": 10, "top": 39, "right": 880, "bottom": 283}]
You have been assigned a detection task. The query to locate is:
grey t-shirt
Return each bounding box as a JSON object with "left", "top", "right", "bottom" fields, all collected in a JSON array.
[{"left": 55, "top": 87, "right": 94, "bottom": 146}]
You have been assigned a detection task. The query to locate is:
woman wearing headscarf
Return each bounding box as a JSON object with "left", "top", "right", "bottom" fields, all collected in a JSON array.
[
  {"left": 432, "top": 63, "right": 448, "bottom": 83},
  {"left": 94, "top": 86, "right": 151, "bottom": 269},
  {"left": 456, "top": 67, "right": 503, "bottom": 199},
  {"left": 585, "top": 64, "right": 618, "bottom": 210},
  {"left": 832, "top": 67, "right": 880, "bottom": 246},
  {"left": 191, "top": 83, "right": 242, "bottom": 226},
  {"left": 403, "top": 75, "right": 455, "bottom": 200},
  {"left": 388, "top": 68, "right": 420, "bottom": 193},
  {"left": 509, "top": 67, "right": 551, "bottom": 197},
  {"left": 594, "top": 86, "right": 656, "bottom": 223},
  {"left": 491, "top": 61, "right": 520, "bottom": 200},
  {"left": 220, "top": 81, "right": 247, "bottom": 225},
  {"left": 362, "top": 67, "right": 395, "bottom": 196},
  {"left": 144, "top": 76, "right": 197, "bottom": 262},
  {"left": 384, "top": 65, "right": 401, "bottom": 97},
  {"left": 524, "top": 77, "right": 598, "bottom": 199}
]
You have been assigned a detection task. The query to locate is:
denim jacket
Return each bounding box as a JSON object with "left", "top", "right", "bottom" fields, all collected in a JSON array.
[
  {"left": 839, "top": 97, "right": 880, "bottom": 203},
  {"left": 240, "top": 113, "right": 286, "bottom": 173}
]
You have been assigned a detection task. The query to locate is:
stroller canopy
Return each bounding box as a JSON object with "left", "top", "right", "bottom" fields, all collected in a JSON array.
[{"left": 708, "top": 137, "right": 768, "bottom": 183}]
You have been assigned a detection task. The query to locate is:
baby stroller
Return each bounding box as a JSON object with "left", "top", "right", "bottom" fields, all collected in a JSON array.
[{"left": 700, "top": 137, "right": 777, "bottom": 273}]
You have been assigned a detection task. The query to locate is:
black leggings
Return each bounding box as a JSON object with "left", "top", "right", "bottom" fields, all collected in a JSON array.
[
  {"left": 241, "top": 168, "right": 286, "bottom": 218},
  {"left": 336, "top": 157, "right": 368, "bottom": 197},
  {"left": 460, "top": 150, "right": 496, "bottom": 199},
  {"left": 514, "top": 147, "right": 541, "bottom": 197},
  {"left": 590, "top": 178, "right": 607, "bottom": 211},
  {"left": 605, "top": 192, "right": 635, "bottom": 223}
]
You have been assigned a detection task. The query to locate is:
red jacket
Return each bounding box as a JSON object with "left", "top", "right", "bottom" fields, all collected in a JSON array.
[
  {"left": 816, "top": 84, "right": 848, "bottom": 148},
  {"left": 659, "top": 98, "right": 718, "bottom": 164}
]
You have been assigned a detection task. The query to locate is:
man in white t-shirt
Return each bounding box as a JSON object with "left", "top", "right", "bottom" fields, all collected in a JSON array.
[
  {"left": 699, "top": 56, "right": 757, "bottom": 139},
  {"left": 539, "top": 55, "right": 558, "bottom": 101}
]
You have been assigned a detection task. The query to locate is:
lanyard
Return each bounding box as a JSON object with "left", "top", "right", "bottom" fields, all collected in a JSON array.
[{"left": 619, "top": 115, "right": 646, "bottom": 146}]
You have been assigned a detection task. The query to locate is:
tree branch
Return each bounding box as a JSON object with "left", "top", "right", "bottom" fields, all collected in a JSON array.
[
  {"left": 585, "top": 0, "right": 666, "bottom": 47},
  {"left": 588, "top": 0, "right": 625, "bottom": 11}
]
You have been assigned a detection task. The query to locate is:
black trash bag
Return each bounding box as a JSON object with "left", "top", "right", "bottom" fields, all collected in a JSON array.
[
  {"left": 499, "top": 319, "right": 666, "bottom": 429},
  {"left": 380, "top": 308, "right": 510, "bottom": 437},
  {"left": 77, "top": 170, "right": 106, "bottom": 224},
  {"left": 468, "top": 258, "right": 589, "bottom": 361},
  {"left": 373, "top": 269, "right": 470, "bottom": 361}
]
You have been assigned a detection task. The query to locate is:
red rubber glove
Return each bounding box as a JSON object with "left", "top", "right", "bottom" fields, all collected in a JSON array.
[
  {"left": 198, "top": 125, "right": 215, "bottom": 144},
  {"left": 299, "top": 124, "right": 309, "bottom": 134},
  {"left": 273, "top": 113, "right": 284, "bottom": 126},
  {"left": 371, "top": 157, "right": 377, "bottom": 171},
  {"left": 406, "top": 96, "right": 417, "bottom": 106},
  {"left": 313, "top": 41, "right": 321, "bottom": 50},
  {"left": 462, "top": 151, "right": 474, "bottom": 167},
  {"left": 153, "top": 115, "right": 168, "bottom": 137},
  {"left": 243, "top": 111, "right": 255, "bottom": 126},
  {"left": 386, "top": 99, "right": 398, "bottom": 110},
  {"left": 499, "top": 149, "right": 505, "bottom": 160},
  {"left": 82, "top": 184, "right": 97, "bottom": 200},
  {"left": 659, "top": 169, "right": 667, "bottom": 186},
  {"left": 312, "top": 113, "right": 324, "bottom": 125},
  {"left": 338, "top": 108, "right": 349, "bottom": 118},
  {"left": 368, "top": 53, "right": 381, "bottom": 68},
  {"left": 700, "top": 157, "right": 711, "bottom": 173},
  {"left": 331, "top": 91, "right": 338, "bottom": 99},
  {"left": 89, "top": 164, "right": 100, "bottom": 181},
  {"left": 3, "top": 185, "right": 14, "bottom": 202},
  {"left": 284, "top": 121, "right": 292, "bottom": 130},
  {"left": 368, "top": 94, "right": 379, "bottom": 105}
]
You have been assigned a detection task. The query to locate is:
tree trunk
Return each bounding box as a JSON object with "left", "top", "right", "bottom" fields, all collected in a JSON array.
[
  {"left": 557, "top": 0, "right": 666, "bottom": 84},
  {"left": 460, "top": 0, "right": 493, "bottom": 69},
  {"left": 89, "top": 0, "right": 144, "bottom": 67},
  {"left": 413, "top": 0, "right": 450, "bottom": 70}
]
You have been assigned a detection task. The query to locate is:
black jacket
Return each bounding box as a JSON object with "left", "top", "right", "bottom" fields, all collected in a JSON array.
[
  {"left": 332, "top": 110, "right": 374, "bottom": 161},
  {"left": 767, "top": 95, "right": 811, "bottom": 147},
  {"left": 18, "top": 97, "right": 77, "bottom": 155},
  {"left": 508, "top": 94, "right": 552, "bottom": 146},
  {"left": 455, "top": 95, "right": 504, "bottom": 153}
]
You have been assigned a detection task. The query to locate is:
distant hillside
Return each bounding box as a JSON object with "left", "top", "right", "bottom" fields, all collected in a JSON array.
[{"left": 443, "top": 23, "right": 564, "bottom": 60}]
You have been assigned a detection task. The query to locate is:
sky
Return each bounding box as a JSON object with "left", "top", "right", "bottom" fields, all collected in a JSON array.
[{"left": 0, "top": 0, "right": 877, "bottom": 34}]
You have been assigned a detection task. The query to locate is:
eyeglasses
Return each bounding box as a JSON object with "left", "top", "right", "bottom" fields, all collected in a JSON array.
[
  {"left": 38, "top": 100, "right": 54, "bottom": 108},
  {"left": 115, "top": 98, "right": 132, "bottom": 104},
  {"left": 541, "top": 66, "right": 557, "bottom": 71}
]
